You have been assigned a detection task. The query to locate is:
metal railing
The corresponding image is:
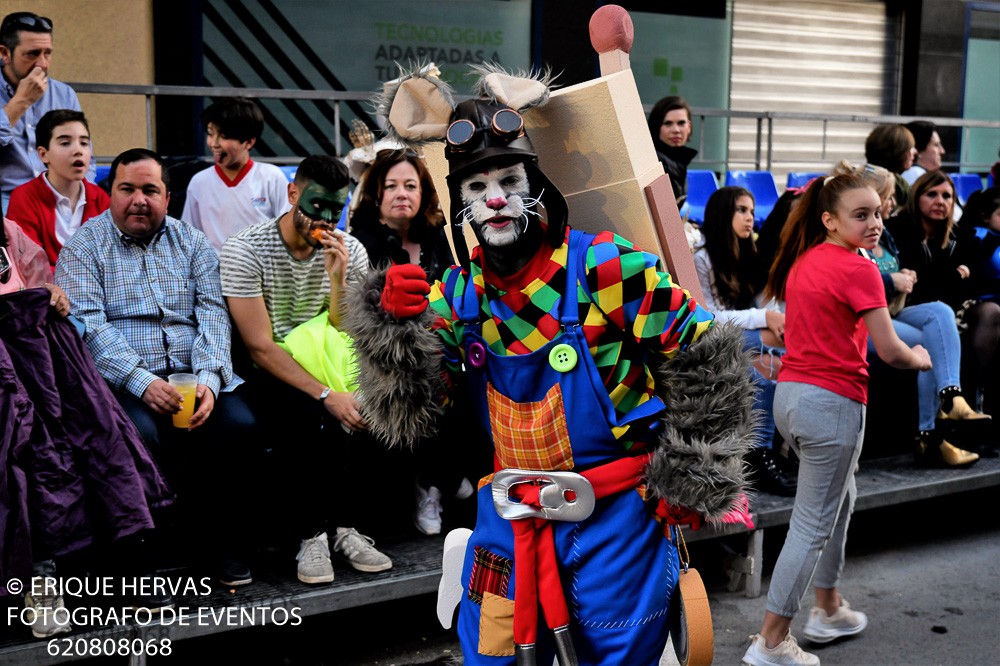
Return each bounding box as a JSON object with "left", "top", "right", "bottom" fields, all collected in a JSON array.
[
  {"left": 686, "top": 106, "right": 1000, "bottom": 173},
  {"left": 71, "top": 82, "right": 1000, "bottom": 173}
]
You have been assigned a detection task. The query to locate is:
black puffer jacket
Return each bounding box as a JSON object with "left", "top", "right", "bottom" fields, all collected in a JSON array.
[{"left": 652, "top": 139, "right": 698, "bottom": 205}]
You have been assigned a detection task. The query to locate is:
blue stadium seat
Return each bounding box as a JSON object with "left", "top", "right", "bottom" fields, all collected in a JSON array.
[
  {"left": 786, "top": 171, "right": 825, "bottom": 190},
  {"left": 950, "top": 173, "right": 984, "bottom": 207},
  {"left": 95, "top": 164, "right": 111, "bottom": 184},
  {"left": 685, "top": 170, "right": 718, "bottom": 224},
  {"left": 725, "top": 170, "right": 779, "bottom": 227}
]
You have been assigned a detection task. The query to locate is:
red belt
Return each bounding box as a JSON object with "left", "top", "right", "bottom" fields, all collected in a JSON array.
[{"left": 494, "top": 454, "right": 656, "bottom": 647}]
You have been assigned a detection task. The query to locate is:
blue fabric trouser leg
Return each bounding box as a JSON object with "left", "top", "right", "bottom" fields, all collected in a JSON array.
[
  {"left": 767, "top": 382, "right": 865, "bottom": 618},
  {"left": 743, "top": 329, "right": 779, "bottom": 447},
  {"left": 114, "top": 386, "right": 258, "bottom": 550},
  {"left": 891, "top": 302, "right": 962, "bottom": 431}
]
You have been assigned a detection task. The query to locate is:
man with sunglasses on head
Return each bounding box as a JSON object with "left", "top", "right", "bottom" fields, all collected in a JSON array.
[
  {"left": 0, "top": 12, "right": 94, "bottom": 212},
  {"left": 221, "top": 154, "right": 396, "bottom": 585}
]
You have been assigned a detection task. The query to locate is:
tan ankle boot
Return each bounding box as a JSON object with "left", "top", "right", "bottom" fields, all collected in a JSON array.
[
  {"left": 938, "top": 440, "right": 979, "bottom": 466},
  {"left": 939, "top": 395, "right": 991, "bottom": 421}
]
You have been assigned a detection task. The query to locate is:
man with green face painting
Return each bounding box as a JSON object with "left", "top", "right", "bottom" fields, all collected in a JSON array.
[{"left": 221, "top": 154, "right": 396, "bottom": 583}]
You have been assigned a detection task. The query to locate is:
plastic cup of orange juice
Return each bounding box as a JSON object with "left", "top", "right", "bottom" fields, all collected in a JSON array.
[{"left": 168, "top": 373, "right": 198, "bottom": 428}]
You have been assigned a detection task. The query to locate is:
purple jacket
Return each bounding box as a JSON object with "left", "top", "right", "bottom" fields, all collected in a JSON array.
[{"left": 0, "top": 288, "right": 173, "bottom": 592}]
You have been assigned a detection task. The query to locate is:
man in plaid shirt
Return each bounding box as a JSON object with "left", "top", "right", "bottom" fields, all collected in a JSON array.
[{"left": 56, "top": 148, "right": 257, "bottom": 595}]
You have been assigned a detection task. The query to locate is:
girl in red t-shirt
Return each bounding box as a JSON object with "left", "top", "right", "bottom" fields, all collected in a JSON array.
[{"left": 742, "top": 174, "right": 932, "bottom": 666}]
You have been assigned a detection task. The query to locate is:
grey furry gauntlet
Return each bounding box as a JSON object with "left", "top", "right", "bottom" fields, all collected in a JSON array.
[
  {"left": 344, "top": 266, "right": 446, "bottom": 448},
  {"left": 645, "top": 323, "right": 758, "bottom": 522}
]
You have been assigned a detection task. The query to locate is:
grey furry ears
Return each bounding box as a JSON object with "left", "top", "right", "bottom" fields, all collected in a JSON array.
[{"left": 376, "top": 63, "right": 554, "bottom": 147}]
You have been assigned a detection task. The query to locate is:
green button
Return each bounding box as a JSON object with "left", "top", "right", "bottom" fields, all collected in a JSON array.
[{"left": 548, "top": 343, "right": 578, "bottom": 372}]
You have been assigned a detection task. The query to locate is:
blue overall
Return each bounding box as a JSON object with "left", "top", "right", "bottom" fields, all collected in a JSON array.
[{"left": 452, "top": 231, "right": 679, "bottom": 666}]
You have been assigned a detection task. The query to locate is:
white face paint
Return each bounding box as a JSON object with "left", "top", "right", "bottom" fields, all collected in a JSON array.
[{"left": 458, "top": 162, "right": 534, "bottom": 247}]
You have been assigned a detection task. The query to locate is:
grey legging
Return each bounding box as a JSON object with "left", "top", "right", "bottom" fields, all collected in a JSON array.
[{"left": 766, "top": 381, "right": 866, "bottom": 618}]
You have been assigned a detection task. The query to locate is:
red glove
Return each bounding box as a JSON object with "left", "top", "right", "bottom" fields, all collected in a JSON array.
[{"left": 381, "top": 263, "right": 430, "bottom": 319}]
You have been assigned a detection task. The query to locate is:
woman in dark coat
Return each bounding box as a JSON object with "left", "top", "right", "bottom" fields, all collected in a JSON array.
[{"left": 647, "top": 95, "right": 698, "bottom": 206}]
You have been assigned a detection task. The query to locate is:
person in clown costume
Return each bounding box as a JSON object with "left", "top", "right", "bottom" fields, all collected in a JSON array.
[{"left": 345, "top": 65, "right": 755, "bottom": 666}]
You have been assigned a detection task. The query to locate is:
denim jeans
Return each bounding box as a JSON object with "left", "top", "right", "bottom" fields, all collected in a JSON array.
[
  {"left": 767, "top": 382, "right": 865, "bottom": 618},
  {"left": 744, "top": 329, "right": 782, "bottom": 448},
  {"left": 868, "top": 301, "right": 961, "bottom": 431},
  {"left": 115, "top": 385, "right": 258, "bottom": 549}
]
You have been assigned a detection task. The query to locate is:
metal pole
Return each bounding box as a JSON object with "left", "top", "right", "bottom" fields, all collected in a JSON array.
[
  {"left": 146, "top": 95, "right": 153, "bottom": 150},
  {"left": 755, "top": 118, "right": 762, "bottom": 171},
  {"left": 766, "top": 116, "right": 773, "bottom": 171},
  {"left": 334, "top": 100, "right": 341, "bottom": 157}
]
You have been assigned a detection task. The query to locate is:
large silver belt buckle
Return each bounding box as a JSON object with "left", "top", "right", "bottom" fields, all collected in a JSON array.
[{"left": 492, "top": 469, "right": 595, "bottom": 522}]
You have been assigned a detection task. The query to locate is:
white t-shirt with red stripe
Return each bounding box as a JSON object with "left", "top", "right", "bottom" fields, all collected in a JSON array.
[{"left": 182, "top": 159, "right": 289, "bottom": 253}]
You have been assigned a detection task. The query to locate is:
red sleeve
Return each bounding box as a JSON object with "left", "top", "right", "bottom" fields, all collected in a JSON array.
[
  {"left": 83, "top": 181, "right": 110, "bottom": 220},
  {"left": 844, "top": 257, "right": 887, "bottom": 314}
]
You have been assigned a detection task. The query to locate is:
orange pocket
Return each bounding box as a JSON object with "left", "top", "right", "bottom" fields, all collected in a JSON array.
[
  {"left": 487, "top": 382, "right": 574, "bottom": 471},
  {"left": 479, "top": 592, "right": 516, "bottom": 657}
]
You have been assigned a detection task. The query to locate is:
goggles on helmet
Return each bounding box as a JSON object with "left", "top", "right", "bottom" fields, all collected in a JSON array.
[{"left": 446, "top": 108, "right": 525, "bottom": 152}]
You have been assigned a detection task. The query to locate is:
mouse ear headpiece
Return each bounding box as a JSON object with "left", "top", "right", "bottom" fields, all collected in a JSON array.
[
  {"left": 376, "top": 63, "right": 567, "bottom": 266},
  {"left": 376, "top": 62, "right": 457, "bottom": 148}
]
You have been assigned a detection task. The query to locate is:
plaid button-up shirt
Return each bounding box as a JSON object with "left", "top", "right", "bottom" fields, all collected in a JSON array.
[{"left": 55, "top": 210, "right": 240, "bottom": 399}]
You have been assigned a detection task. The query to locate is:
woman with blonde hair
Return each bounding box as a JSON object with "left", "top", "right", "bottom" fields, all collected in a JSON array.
[
  {"left": 833, "top": 161, "right": 985, "bottom": 466},
  {"left": 887, "top": 171, "right": 970, "bottom": 310}
]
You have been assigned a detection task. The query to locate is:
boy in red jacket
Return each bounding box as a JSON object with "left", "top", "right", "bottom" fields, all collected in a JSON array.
[{"left": 6, "top": 109, "right": 108, "bottom": 271}]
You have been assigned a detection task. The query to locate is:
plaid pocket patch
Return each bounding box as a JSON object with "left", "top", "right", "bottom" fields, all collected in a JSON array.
[
  {"left": 487, "top": 382, "right": 574, "bottom": 471},
  {"left": 467, "top": 546, "right": 512, "bottom": 605}
]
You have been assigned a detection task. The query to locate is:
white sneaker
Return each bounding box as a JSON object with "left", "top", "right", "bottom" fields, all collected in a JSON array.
[
  {"left": 742, "top": 633, "right": 820, "bottom": 666},
  {"left": 333, "top": 527, "right": 392, "bottom": 572},
  {"left": 455, "top": 477, "right": 475, "bottom": 500},
  {"left": 25, "top": 582, "right": 72, "bottom": 639},
  {"left": 415, "top": 485, "right": 443, "bottom": 535},
  {"left": 802, "top": 599, "right": 868, "bottom": 644},
  {"left": 296, "top": 532, "right": 334, "bottom": 584}
]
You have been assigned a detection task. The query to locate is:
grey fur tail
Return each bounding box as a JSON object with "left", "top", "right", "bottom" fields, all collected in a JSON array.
[
  {"left": 344, "top": 266, "right": 446, "bottom": 449},
  {"left": 647, "top": 323, "right": 758, "bottom": 521}
]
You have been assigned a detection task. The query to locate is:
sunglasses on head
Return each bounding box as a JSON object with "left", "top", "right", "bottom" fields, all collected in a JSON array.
[{"left": 1, "top": 15, "right": 53, "bottom": 37}]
